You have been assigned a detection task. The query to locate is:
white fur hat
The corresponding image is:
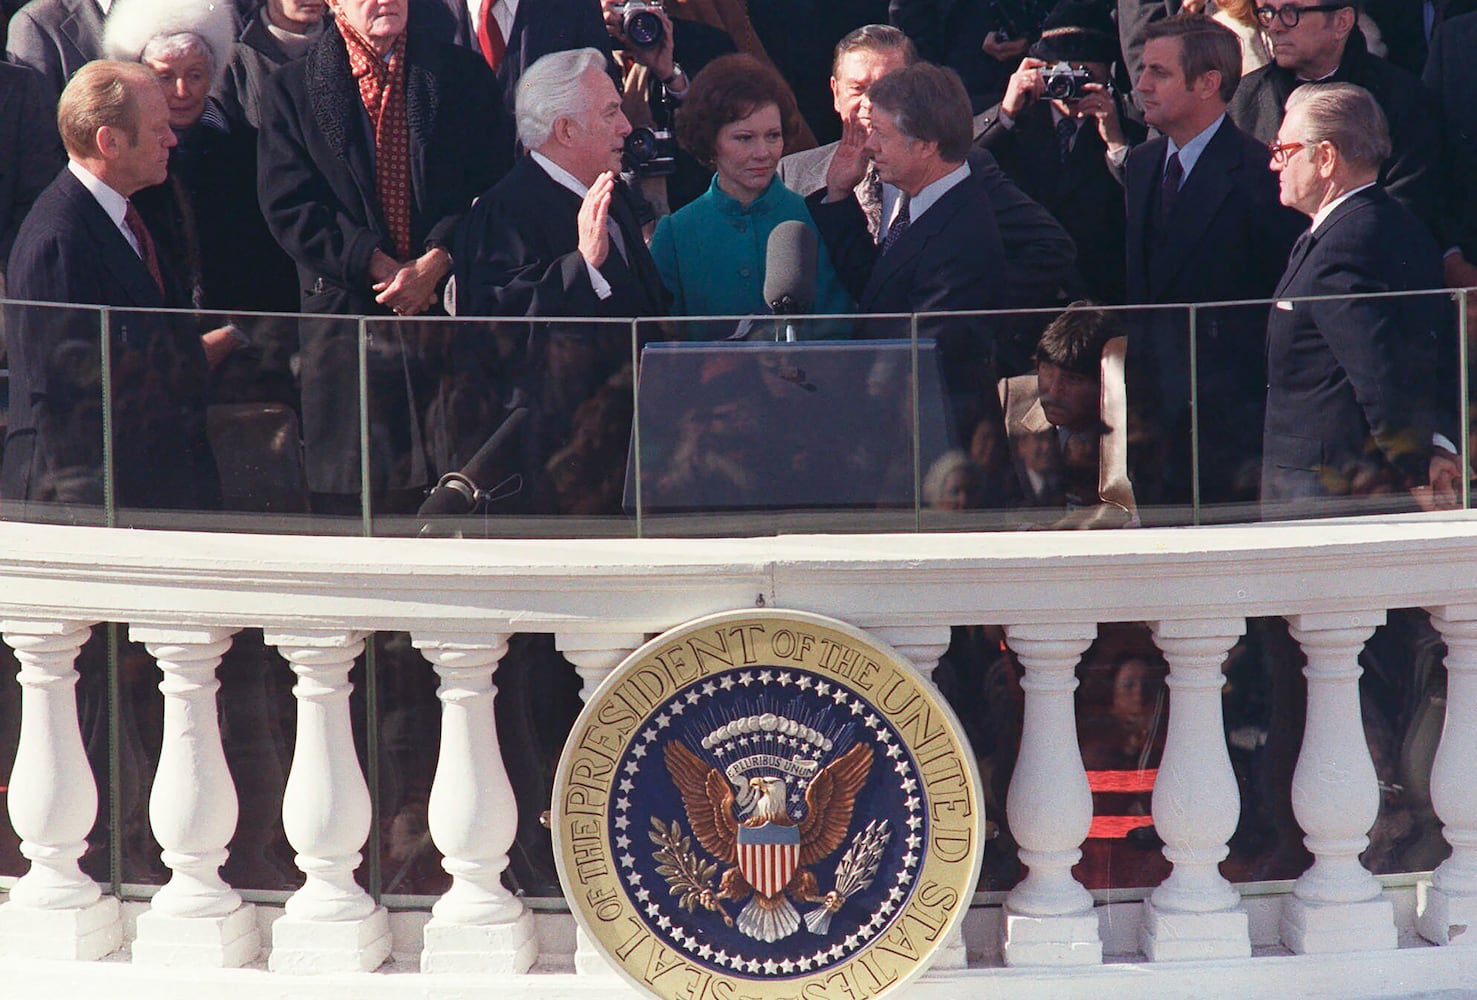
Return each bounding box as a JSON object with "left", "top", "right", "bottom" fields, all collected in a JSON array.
[{"left": 103, "top": 0, "right": 237, "bottom": 84}]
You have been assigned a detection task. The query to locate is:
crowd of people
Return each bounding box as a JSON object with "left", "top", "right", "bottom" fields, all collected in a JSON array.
[{"left": 0, "top": 0, "right": 1473, "bottom": 523}]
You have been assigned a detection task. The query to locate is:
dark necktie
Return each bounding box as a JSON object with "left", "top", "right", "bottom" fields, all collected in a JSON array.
[
  {"left": 880, "top": 195, "right": 911, "bottom": 255},
  {"left": 123, "top": 201, "right": 164, "bottom": 296},
  {"left": 856, "top": 162, "right": 883, "bottom": 240},
  {"left": 478, "top": 0, "right": 506, "bottom": 71},
  {"left": 1159, "top": 151, "right": 1183, "bottom": 228},
  {"left": 1056, "top": 116, "right": 1078, "bottom": 163},
  {"left": 1288, "top": 228, "right": 1314, "bottom": 265}
]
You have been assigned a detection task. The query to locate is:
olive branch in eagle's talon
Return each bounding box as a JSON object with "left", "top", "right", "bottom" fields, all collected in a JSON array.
[{"left": 650, "top": 817, "right": 735, "bottom": 927}]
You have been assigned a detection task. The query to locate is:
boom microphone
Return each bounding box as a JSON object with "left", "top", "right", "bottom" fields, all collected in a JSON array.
[
  {"left": 764, "top": 220, "right": 818, "bottom": 317},
  {"left": 418, "top": 406, "right": 528, "bottom": 517}
]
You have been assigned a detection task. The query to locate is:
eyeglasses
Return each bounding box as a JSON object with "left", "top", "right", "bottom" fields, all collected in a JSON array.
[
  {"left": 1254, "top": 3, "right": 1352, "bottom": 28},
  {"left": 1267, "top": 140, "right": 1306, "bottom": 165}
]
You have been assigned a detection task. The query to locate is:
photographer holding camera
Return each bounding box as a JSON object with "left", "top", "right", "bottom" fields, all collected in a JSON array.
[
  {"left": 974, "top": 0, "right": 1142, "bottom": 302},
  {"left": 600, "top": 0, "right": 737, "bottom": 218}
]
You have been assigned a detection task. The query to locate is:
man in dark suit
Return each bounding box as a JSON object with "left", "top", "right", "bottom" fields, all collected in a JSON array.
[
  {"left": 1262, "top": 82, "right": 1456, "bottom": 515},
  {"left": 0, "top": 61, "right": 64, "bottom": 292},
  {"left": 411, "top": 0, "right": 611, "bottom": 127},
  {"left": 1362, "top": 0, "right": 1477, "bottom": 77},
  {"left": 1124, "top": 14, "right": 1303, "bottom": 511},
  {"left": 1227, "top": 1, "right": 1444, "bottom": 243},
  {"left": 1424, "top": 10, "right": 1477, "bottom": 293},
  {"left": 453, "top": 48, "right": 667, "bottom": 515},
  {"left": 5, "top": 61, "right": 225, "bottom": 513},
  {"left": 778, "top": 24, "right": 1078, "bottom": 312},
  {"left": 4, "top": 0, "right": 106, "bottom": 102},
  {"left": 257, "top": 0, "right": 508, "bottom": 509},
  {"left": 810, "top": 61, "right": 1007, "bottom": 428},
  {"left": 454, "top": 47, "right": 667, "bottom": 320},
  {"left": 974, "top": 0, "right": 1142, "bottom": 303}
]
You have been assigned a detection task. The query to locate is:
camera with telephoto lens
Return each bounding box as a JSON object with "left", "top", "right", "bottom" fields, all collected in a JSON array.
[
  {"left": 624, "top": 126, "right": 677, "bottom": 177},
  {"left": 612, "top": 1, "right": 665, "bottom": 48},
  {"left": 1041, "top": 61, "right": 1092, "bottom": 102}
]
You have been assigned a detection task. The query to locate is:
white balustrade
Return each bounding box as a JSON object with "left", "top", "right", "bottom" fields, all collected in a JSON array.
[
  {"left": 1281, "top": 612, "right": 1396, "bottom": 954},
  {"left": 1142, "top": 618, "right": 1250, "bottom": 961},
  {"left": 1001, "top": 622, "right": 1100, "bottom": 966},
  {"left": 264, "top": 629, "right": 390, "bottom": 974},
  {"left": 554, "top": 631, "right": 644, "bottom": 976},
  {"left": 0, "top": 620, "right": 120, "bottom": 960},
  {"left": 1418, "top": 606, "right": 1477, "bottom": 945},
  {"left": 555, "top": 632, "right": 647, "bottom": 702},
  {"left": 875, "top": 623, "right": 968, "bottom": 969},
  {"left": 412, "top": 632, "right": 535, "bottom": 974},
  {"left": 130, "top": 626, "right": 259, "bottom": 967}
]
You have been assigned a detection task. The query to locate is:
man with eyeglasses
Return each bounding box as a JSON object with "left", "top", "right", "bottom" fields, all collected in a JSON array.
[
  {"left": 1262, "top": 82, "right": 1457, "bottom": 515},
  {"left": 1226, "top": 0, "right": 1443, "bottom": 242}
]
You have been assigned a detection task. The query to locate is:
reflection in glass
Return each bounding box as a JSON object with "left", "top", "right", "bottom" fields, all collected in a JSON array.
[{"left": 382, "top": 318, "right": 639, "bottom": 538}]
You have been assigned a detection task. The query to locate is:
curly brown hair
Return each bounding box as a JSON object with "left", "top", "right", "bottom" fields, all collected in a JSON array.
[{"left": 673, "top": 53, "right": 802, "bottom": 165}]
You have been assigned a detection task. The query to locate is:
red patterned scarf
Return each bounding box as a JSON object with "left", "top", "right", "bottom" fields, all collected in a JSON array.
[{"left": 335, "top": 12, "right": 412, "bottom": 260}]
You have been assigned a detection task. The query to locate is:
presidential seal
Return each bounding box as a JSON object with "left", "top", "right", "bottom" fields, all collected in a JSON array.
[{"left": 553, "top": 610, "right": 983, "bottom": 1000}]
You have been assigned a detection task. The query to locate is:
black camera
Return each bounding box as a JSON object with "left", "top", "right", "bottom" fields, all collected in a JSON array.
[
  {"left": 612, "top": 1, "right": 665, "bottom": 48},
  {"left": 1041, "top": 61, "right": 1093, "bottom": 102},
  {"left": 624, "top": 126, "right": 678, "bottom": 177}
]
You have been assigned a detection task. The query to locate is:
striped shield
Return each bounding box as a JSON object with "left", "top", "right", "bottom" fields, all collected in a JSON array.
[{"left": 737, "top": 821, "right": 801, "bottom": 899}]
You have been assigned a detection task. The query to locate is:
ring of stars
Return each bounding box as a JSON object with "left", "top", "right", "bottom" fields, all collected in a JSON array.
[{"left": 610, "top": 667, "right": 926, "bottom": 977}]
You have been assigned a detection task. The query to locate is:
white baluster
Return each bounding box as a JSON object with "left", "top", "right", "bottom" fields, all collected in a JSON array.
[
  {"left": 413, "top": 632, "right": 536, "bottom": 974},
  {"left": 1142, "top": 619, "right": 1249, "bottom": 961},
  {"left": 264, "top": 629, "right": 390, "bottom": 973},
  {"left": 1419, "top": 606, "right": 1477, "bottom": 945},
  {"left": 556, "top": 631, "right": 644, "bottom": 976},
  {"left": 875, "top": 623, "right": 968, "bottom": 969},
  {"left": 0, "top": 620, "right": 121, "bottom": 960},
  {"left": 1001, "top": 623, "right": 1100, "bottom": 966},
  {"left": 128, "top": 627, "right": 259, "bottom": 967},
  {"left": 556, "top": 632, "right": 646, "bottom": 703},
  {"left": 1281, "top": 612, "right": 1395, "bottom": 954}
]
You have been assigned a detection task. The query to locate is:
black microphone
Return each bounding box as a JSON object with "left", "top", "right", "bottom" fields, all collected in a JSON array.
[
  {"left": 764, "top": 220, "right": 818, "bottom": 317},
  {"left": 418, "top": 406, "right": 528, "bottom": 517}
]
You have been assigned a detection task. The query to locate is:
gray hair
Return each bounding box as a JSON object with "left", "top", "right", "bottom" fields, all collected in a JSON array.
[
  {"left": 516, "top": 48, "right": 610, "bottom": 149},
  {"left": 1285, "top": 82, "right": 1391, "bottom": 171},
  {"left": 104, "top": 0, "right": 235, "bottom": 86}
]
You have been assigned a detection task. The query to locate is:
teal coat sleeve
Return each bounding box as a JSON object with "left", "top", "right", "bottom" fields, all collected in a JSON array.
[{"left": 648, "top": 214, "right": 687, "bottom": 315}]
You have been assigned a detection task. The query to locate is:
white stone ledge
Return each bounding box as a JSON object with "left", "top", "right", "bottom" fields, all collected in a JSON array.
[
  {"left": 2, "top": 912, "right": 1475, "bottom": 1000},
  {"left": 1, "top": 515, "right": 1477, "bottom": 633}
]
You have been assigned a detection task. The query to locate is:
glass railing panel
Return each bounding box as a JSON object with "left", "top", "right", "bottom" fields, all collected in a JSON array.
[
  {"left": 1244, "top": 287, "right": 1468, "bottom": 522},
  {"left": 632, "top": 314, "right": 923, "bottom": 537},
  {"left": 95, "top": 306, "right": 357, "bottom": 534},
  {"left": 914, "top": 302, "right": 1187, "bottom": 530},
  {"left": 369, "top": 316, "right": 638, "bottom": 539},
  {"left": 0, "top": 300, "right": 109, "bottom": 526}
]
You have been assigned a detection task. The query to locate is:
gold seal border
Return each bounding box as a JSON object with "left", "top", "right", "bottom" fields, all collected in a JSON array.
[{"left": 553, "top": 609, "right": 984, "bottom": 1000}]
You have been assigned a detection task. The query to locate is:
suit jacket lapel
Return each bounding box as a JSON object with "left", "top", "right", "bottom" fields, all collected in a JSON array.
[
  {"left": 1273, "top": 187, "right": 1380, "bottom": 296},
  {"left": 1150, "top": 119, "right": 1237, "bottom": 296},
  {"left": 1125, "top": 138, "right": 1161, "bottom": 300},
  {"left": 59, "top": 172, "right": 165, "bottom": 308},
  {"left": 863, "top": 177, "right": 967, "bottom": 307},
  {"left": 62, "top": 0, "right": 103, "bottom": 67}
]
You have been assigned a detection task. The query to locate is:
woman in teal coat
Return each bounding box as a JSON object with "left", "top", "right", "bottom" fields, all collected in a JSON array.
[{"left": 649, "top": 53, "right": 853, "bottom": 329}]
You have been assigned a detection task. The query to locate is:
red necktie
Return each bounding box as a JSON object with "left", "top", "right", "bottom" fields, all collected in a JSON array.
[
  {"left": 478, "top": 0, "right": 506, "bottom": 71},
  {"left": 123, "top": 201, "right": 165, "bottom": 296}
]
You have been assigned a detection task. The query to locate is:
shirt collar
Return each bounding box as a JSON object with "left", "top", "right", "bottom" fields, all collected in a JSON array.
[
  {"left": 1310, "top": 181, "right": 1377, "bottom": 234},
  {"left": 908, "top": 161, "right": 971, "bottom": 222},
  {"left": 68, "top": 160, "right": 129, "bottom": 230},
  {"left": 1166, "top": 112, "right": 1225, "bottom": 180},
  {"left": 531, "top": 150, "right": 592, "bottom": 199}
]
